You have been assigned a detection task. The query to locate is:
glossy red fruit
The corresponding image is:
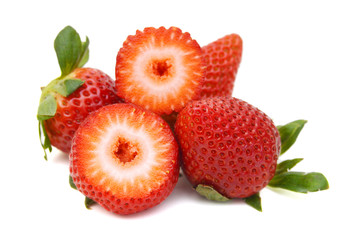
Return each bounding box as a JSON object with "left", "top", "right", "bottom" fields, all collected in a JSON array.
[
  {"left": 70, "top": 103, "right": 179, "bottom": 215},
  {"left": 37, "top": 26, "right": 123, "bottom": 158},
  {"left": 115, "top": 26, "right": 205, "bottom": 115},
  {"left": 201, "top": 34, "right": 243, "bottom": 98},
  {"left": 174, "top": 97, "right": 280, "bottom": 199},
  {"left": 43, "top": 68, "right": 122, "bottom": 153}
]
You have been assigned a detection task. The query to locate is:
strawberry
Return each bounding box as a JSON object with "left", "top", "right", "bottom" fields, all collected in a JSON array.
[
  {"left": 200, "top": 34, "right": 243, "bottom": 98},
  {"left": 37, "top": 26, "right": 121, "bottom": 158},
  {"left": 115, "top": 26, "right": 204, "bottom": 116},
  {"left": 69, "top": 103, "right": 179, "bottom": 215},
  {"left": 174, "top": 96, "right": 281, "bottom": 200}
]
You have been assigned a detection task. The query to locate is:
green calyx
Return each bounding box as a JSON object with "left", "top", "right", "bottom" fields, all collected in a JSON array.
[
  {"left": 194, "top": 184, "right": 262, "bottom": 211},
  {"left": 195, "top": 184, "right": 230, "bottom": 202},
  {"left": 277, "top": 119, "right": 307, "bottom": 155},
  {"left": 269, "top": 171, "right": 329, "bottom": 193},
  {"left": 54, "top": 25, "right": 89, "bottom": 78},
  {"left": 269, "top": 120, "right": 329, "bottom": 193},
  {"left": 194, "top": 119, "right": 329, "bottom": 212},
  {"left": 244, "top": 193, "right": 262, "bottom": 212},
  {"left": 37, "top": 26, "right": 89, "bottom": 160}
]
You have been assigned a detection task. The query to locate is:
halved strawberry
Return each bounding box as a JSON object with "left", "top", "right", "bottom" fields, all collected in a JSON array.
[
  {"left": 115, "top": 26, "right": 204, "bottom": 115},
  {"left": 201, "top": 34, "right": 243, "bottom": 98},
  {"left": 69, "top": 103, "right": 179, "bottom": 215}
]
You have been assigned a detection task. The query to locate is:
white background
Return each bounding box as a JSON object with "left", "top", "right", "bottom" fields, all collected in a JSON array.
[{"left": 1, "top": 0, "right": 361, "bottom": 239}]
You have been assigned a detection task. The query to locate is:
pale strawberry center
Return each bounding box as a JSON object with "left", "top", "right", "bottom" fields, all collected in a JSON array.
[
  {"left": 85, "top": 117, "right": 168, "bottom": 197},
  {"left": 134, "top": 48, "right": 186, "bottom": 92},
  {"left": 98, "top": 124, "right": 154, "bottom": 177}
]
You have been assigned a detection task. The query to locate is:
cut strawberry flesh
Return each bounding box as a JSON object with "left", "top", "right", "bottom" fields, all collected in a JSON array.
[
  {"left": 115, "top": 27, "right": 204, "bottom": 115},
  {"left": 70, "top": 103, "right": 179, "bottom": 214}
]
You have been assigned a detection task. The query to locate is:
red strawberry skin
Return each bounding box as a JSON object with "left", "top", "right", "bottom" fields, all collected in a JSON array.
[
  {"left": 115, "top": 26, "right": 204, "bottom": 115},
  {"left": 174, "top": 97, "right": 280, "bottom": 199},
  {"left": 44, "top": 68, "right": 122, "bottom": 153},
  {"left": 201, "top": 34, "right": 243, "bottom": 98},
  {"left": 70, "top": 103, "right": 179, "bottom": 215}
]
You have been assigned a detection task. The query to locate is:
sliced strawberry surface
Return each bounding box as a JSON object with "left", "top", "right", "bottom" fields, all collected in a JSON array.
[
  {"left": 70, "top": 103, "right": 179, "bottom": 215},
  {"left": 115, "top": 26, "right": 204, "bottom": 115},
  {"left": 201, "top": 34, "right": 243, "bottom": 98}
]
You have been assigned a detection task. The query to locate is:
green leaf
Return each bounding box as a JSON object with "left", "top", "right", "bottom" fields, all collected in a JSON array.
[
  {"left": 69, "top": 175, "right": 77, "bottom": 190},
  {"left": 54, "top": 26, "right": 89, "bottom": 77},
  {"left": 37, "top": 94, "right": 57, "bottom": 120},
  {"left": 54, "top": 26, "right": 81, "bottom": 76},
  {"left": 195, "top": 184, "right": 230, "bottom": 202},
  {"left": 275, "top": 158, "right": 303, "bottom": 175},
  {"left": 79, "top": 36, "right": 89, "bottom": 68},
  {"left": 38, "top": 121, "right": 52, "bottom": 160},
  {"left": 244, "top": 192, "right": 262, "bottom": 212},
  {"left": 268, "top": 171, "right": 329, "bottom": 193},
  {"left": 52, "top": 78, "right": 84, "bottom": 97},
  {"left": 37, "top": 89, "right": 56, "bottom": 160},
  {"left": 64, "top": 79, "right": 84, "bottom": 96},
  {"left": 277, "top": 120, "right": 307, "bottom": 155},
  {"left": 85, "top": 197, "right": 97, "bottom": 209}
]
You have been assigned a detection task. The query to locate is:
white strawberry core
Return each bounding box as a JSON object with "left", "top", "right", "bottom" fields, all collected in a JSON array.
[{"left": 133, "top": 47, "right": 187, "bottom": 94}]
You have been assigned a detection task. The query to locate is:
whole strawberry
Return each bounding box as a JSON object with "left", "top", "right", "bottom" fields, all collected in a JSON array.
[
  {"left": 174, "top": 97, "right": 280, "bottom": 199},
  {"left": 37, "top": 26, "right": 121, "bottom": 158},
  {"left": 70, "top": 103, "right": 179, "bottom": 215},
  {"left": 201, "top": 34, "right": 243, "bottom": 98}
]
